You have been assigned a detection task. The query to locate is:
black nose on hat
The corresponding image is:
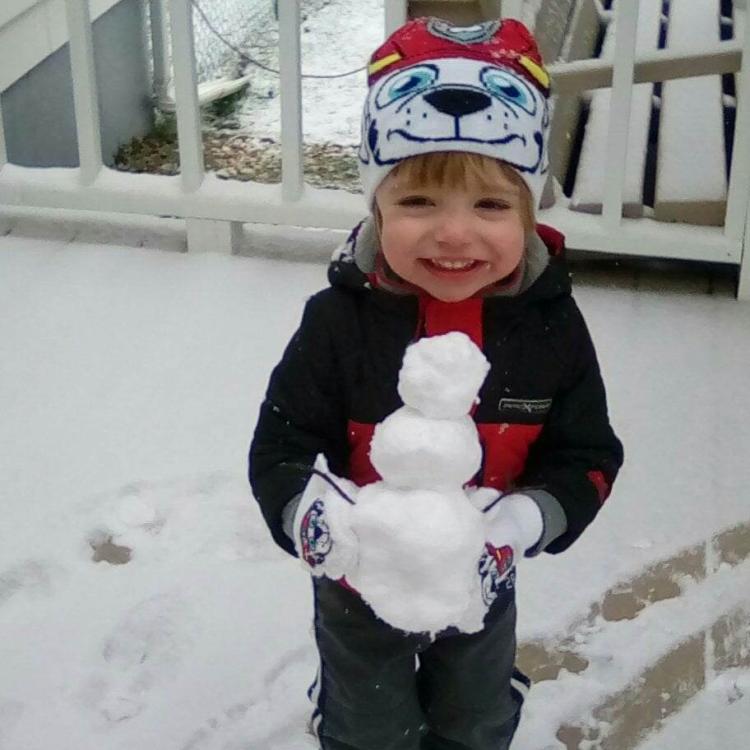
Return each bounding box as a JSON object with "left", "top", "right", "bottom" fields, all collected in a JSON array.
[{"left": 424, "top": 88, "right": 492, "bottom": 117}]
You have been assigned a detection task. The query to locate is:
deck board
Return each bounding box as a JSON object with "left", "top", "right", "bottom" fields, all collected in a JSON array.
[
  {"left": 570, "top": 0, "right": 664, "bottom": 217},
  {"left": 654, "top": 0, "right": 727, "bottom": 226}
]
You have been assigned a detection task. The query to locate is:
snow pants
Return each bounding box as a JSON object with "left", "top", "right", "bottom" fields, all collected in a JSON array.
[{"left": 309, "top": 575, "right": 528, "bottom": 750}]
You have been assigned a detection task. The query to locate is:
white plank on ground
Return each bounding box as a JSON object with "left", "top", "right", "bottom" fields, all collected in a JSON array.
[
  {"left": 655, "top": 0, "right": 727, "bottom": 226},
  {"left": 570, "top": 0, "right": 663, "bottom": 217}
]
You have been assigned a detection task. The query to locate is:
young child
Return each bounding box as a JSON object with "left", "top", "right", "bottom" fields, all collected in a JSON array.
[{"left": 249, "top": 17, "right": 623, "bottom": 750}]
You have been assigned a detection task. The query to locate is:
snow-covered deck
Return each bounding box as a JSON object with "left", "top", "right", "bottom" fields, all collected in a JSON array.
[
  {"left": 1, "top": 223, "right": 748, "bottom": 749},
  {"left": 2, "top": 0, "right": 750, "bottom": 295}
]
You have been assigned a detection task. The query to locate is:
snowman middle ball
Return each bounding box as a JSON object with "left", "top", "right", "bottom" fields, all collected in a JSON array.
[{"left": 369, "top": 407, "right": 482, "bottom": 491}]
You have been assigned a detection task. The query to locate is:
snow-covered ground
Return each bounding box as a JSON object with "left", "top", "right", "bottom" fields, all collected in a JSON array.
[
  {"left": 1, "top": 225, "right": 749, "bottom": 750},
  {"left": 237, "top": 0, "right": 383, "bottom": 145}
]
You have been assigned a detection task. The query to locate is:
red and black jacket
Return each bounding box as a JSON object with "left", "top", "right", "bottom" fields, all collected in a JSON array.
[{"left": 249, "top": 226, "right": 623, "bottom": 558}]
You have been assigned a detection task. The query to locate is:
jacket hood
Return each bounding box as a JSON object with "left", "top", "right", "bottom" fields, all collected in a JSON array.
[{"left": 327, "top": 216, "right": 571, "bottom": 304}]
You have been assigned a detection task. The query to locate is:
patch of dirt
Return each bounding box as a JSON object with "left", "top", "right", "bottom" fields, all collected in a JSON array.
[
  {"left": 90, "top": 536, "right": 132, "bottom": 565},
  {"left": 114, "top": 128, "right": 362, "bottom": 193}
]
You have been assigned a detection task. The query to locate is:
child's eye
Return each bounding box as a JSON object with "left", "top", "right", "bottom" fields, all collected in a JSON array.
[
  {"left": 476, "top": 199, "right": 510, "bottom": 210},
  {"left": 398, "top": 196, "right": 433, "bottom": 207}
]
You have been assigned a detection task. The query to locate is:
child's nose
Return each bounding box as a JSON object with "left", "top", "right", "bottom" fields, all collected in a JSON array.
[{"left": 434, "top": 212, "right": 472, "bottom": 247}]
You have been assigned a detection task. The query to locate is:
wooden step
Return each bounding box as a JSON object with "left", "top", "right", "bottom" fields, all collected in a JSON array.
[
  {"left": 654, "top": 0, "right": 727, "bottom": 226},
  {"left": 570, "top": 0, "right": 664, "bottom": 217}
]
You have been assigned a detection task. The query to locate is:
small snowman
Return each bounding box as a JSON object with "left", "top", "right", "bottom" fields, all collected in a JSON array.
[
  {"left": 294, "top": 332, "right": 512, "bottom": 635},
  {"left": 346, "top": 332, "right": 496, "bottom": 635}
]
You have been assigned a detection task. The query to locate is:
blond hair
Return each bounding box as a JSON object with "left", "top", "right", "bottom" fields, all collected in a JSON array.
[{"left": 374, "top": 152, "right": 536, "bottom": 234}]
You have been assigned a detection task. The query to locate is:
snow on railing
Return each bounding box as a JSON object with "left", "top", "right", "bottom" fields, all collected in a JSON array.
[
  {"left": 0, "top": 0, "right": 749, "bottom": 298},
  {"left": 571, "top": 0, "right": 663, "bottom": 217}
]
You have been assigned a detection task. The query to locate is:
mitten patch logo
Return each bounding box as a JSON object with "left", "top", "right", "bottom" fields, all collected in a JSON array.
[
  {"left": 300, "top": 499, "right": 332, "bottom": 568},
  {"left": 479, "top": 543, "right": 515, "bottom": 606}
]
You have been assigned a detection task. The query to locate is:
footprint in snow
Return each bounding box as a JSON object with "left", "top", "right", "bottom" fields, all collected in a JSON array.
[
  {"left": 81, "top": 472, "right": 277, "bottom": 566},
  {"left": 80, "top": 592, "right": 193, "bottom": 723},
  {"left": 0, "top": 559, "right": 57, "bottom": 607},
  {"left": 179, "top": 645, "right": 314, "bottom": 750}
]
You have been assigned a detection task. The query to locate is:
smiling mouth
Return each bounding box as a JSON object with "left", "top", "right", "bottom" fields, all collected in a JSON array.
[{"left": 422, "top": 258, "right": 485, "bottom": 272}]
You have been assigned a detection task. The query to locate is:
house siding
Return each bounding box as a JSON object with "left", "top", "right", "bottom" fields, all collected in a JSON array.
[{"left": 1, "top": 0, "right": 152, "bottom": 168}]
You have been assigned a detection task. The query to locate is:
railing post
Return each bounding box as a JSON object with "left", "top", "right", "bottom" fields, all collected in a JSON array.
[
  {"left": 64, "top": 0, "right": 103, "bottom": 185},
  {"left": 601, "top": 0, "right": 639, "bottom": 229},
  {"left": 384, "top": 0, "right": 407, "bottom": 35},
  {"left": 170, "top": 0, "right": 241, "bottom": 253},
  {"left": 149, "top": 0, "right": 171, "bottom": 105},
  {"left": 278, "top": 0, "right": 304, "bottom": 202}
]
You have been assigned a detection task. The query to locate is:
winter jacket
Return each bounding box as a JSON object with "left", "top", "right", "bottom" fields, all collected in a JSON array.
[{"left": 249, "top": 220, "right": 624, "bottom": 558}]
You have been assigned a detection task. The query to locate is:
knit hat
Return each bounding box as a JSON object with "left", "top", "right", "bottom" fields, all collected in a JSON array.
[{"left": 358, "top": 17, "right": 551, "bottom": 208}]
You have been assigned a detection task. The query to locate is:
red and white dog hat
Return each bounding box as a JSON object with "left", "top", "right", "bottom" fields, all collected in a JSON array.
[{"left": 358, "top": 17, "right": 551, "bottom": 208}]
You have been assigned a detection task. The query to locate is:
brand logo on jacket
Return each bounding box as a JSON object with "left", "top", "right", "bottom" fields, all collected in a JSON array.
[{"left": 498, "top": 398, "right": 552, "bottom": 415}]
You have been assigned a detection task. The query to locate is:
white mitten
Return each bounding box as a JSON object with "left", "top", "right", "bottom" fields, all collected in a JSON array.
[
  {"left": 478, "top": 492, "right": 544, "bottom": 607},
  {"left": 293, "top": 468, "right": 359, "bottom": 580}
]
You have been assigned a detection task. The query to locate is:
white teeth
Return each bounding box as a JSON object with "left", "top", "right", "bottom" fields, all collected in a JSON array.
[{"left": 428, "top": 259, "right": 476, "bottom": 270}]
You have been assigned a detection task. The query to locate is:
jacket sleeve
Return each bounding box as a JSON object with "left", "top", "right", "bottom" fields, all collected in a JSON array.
[
  {"left": 519, "top": 302, "right": 624, "bottom": 553},
  {"left": 248, "top": 293, "right": 348, "bottom": 556}
]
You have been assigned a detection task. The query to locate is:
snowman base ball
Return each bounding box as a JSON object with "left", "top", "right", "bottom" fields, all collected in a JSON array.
[{"left": 347, "top": 484, "right": 487, "bottom": 635}]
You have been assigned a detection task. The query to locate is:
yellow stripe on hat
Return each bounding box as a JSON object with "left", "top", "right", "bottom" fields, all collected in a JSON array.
[
  {"left": 519, "top": 55, "right": 550, "bottom": 90},
  {"left": 368, "top": 52, "right": 402, "bottom": 76}
]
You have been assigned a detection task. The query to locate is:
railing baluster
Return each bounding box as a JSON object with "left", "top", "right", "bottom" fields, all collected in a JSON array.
[
  {"left": 0, "top": 98, "right": 7, "bottom": 168},
  {"left": 149, "top": 0, "right": 171, "bottom": 106},
  {"left": 739, "top": 192, "right": 750, "bottom": 300},
  {"left": 725, "top": 9, "right": 750, "bottom": 244},
  {"left": 602, "top": 0, "right": 640, "bottom": 228},
  {"left": 384, "top": 0, "right": 407, "bottom": 35},
  {"left": 64, "top": 0, "right": 103, "bottom": 185},
  {"left": 278, "top": 0, "right": 304, "bottom": 201},
  {"left": 168, "top": 0, "right": 204, "bottom": 192}
]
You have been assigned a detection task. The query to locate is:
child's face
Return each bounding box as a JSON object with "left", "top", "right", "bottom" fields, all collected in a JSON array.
[{"left": 375, "top": 171, "right": 526, "bottom": 302}]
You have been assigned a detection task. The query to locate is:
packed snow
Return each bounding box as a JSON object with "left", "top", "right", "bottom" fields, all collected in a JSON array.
[
  {"left": 338, "top": 334, "right": 490, "bottom": 635},
  {"left": 1, "top": 224, "right": 749, "bottom": 749},
  {"left": 370, "top": 407, "right": 482, "bottom": 491},
  {"left": 397, "top": 331, "right": 490, "bottom": 418},
  {"left": 348, "top": 484, "right": 487, "bottom": 634}
]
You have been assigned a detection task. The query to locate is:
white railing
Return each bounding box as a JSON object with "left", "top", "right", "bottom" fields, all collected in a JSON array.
[{"left": 0, "top": 0, "right": 749, "bottom": 299}]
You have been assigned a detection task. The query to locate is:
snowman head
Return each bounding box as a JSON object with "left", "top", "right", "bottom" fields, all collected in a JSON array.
[
  {"left": 369, "top": 333, "right": 490, "bottom": 491},
  {"left": 398, "top": 332, "right": 490, "bottom": 419}
]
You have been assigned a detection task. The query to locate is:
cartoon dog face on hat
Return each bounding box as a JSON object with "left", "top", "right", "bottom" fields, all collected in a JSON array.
[
  {"left": 358, "top": 18, "right": 551, "bottom": 207},
  {"left": 359, "top": 57, "right": 549, "bottom": 170}
]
